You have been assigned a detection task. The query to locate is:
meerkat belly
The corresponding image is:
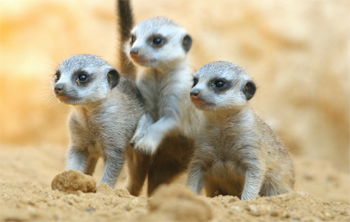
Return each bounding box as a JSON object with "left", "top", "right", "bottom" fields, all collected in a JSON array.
[
  {"left": 138, "top": 80, "right": 162, "bottom": 119},
  {"left": 204, "top": 158, "right": 245, "bottom": 197},
  {"left": 86, "top": 114, "right": 112, "bottom": 156},
  {"left": 87, "top": 141, "right": 103, "bottom": 158}
]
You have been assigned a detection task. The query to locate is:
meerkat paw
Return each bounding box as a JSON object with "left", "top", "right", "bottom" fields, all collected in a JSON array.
[
  {"left": 131, "top": 114, "right": 154, "bottom": 145},
  {"left": 130, "top": 130, "right": 144, "bottom": 145},
  {"left": 134, "top": 132, "right": 161, "bottom": 155}
]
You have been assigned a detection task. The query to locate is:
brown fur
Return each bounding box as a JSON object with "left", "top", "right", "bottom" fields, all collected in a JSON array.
[{"left": 126, "top": 133, "right": 194, "bottom": 196}]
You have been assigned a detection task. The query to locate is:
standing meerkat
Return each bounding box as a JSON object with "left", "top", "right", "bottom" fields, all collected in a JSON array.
[
  {"left": 187, "top": 61, "right": 295, "bottom": 200},
  {"left": 53, "top": 54, "right": 143, "bottom": 187},
  {"left": 117, "top": 0, "right": 195, "bottom": 196}
]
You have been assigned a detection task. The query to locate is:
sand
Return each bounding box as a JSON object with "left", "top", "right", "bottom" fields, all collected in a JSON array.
[{"left": 0, "top": 145, "right": 349, "bottom": 222}]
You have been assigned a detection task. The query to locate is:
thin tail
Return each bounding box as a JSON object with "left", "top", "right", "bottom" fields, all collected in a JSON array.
[{"left": 117, "top": 0, "right": 136, "bottom": 79}]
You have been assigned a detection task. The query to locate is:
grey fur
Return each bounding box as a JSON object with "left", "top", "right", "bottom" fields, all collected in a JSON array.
[
  {"left": 187, "top": 61, "right": 295, "bottom": 200},
  {"left": 53, "top": 54, "right": 143, "bottom": 187}
]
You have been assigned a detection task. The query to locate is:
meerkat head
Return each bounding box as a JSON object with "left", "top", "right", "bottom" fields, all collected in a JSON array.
[
  {"left": 126, "top": 17, "right": 192, "bottom": 69},
  {"left": 190, "top": 61, "right": 256, "bottom": 111},
  {"left": 53, "top": 54, "right": 120, "bottom": 105}
]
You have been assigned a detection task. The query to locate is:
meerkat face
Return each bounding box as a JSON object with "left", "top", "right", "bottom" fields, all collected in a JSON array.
[
  {"left": 53, "top": 54, "right": 120, "bottom": 105},
  {"left": 190, "top": 61, "right": 256, "bottom": 111},
  {"left": 126, "top": 17, "right": 192, "bottom": 68}
]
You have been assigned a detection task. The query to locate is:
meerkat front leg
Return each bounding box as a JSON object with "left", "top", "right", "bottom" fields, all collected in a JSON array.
[
  {"left": 131, "top": 113, "right": 154, "bottom": 145},
  {"left": 100, "top": 144, "right": 125, "bottom": 187},
  {"left": 187, "top": 161, "right": 205, "bottom": 194},
  {"left": 67, "top": 145, "right": 90, "bottom": 173},
  {"left": 241, "top": 165, "right": 264, "bottom": 200},
  {"left": 134, "top": 117, "right": 177, "bottom": 154}
]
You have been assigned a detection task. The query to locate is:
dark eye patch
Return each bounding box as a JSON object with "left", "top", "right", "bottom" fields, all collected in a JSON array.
[
  {"left": 54, "top": 70, "right": 61, "bottom": 82},
  {"left": 130, "top": 34, "right": 136, "bottom": 45},
  {"left": 148, "top": 34, "right": 167, "bottom": 48},
  {"left": 209, "top": 78, "right": 232, "bottom": 93},
  {"left": 192, "top": 77, "right": 199, "bottom": 87},
  {"left": 73, "top": 70, "right": 91, "bottom": 86}
]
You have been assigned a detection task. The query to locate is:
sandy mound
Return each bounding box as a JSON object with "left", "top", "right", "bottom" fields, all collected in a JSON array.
[
  {"left": 51, "top": 170, "right": 96, "bottom": 193},
  {"left": 142, "top": 184, "right": 213, "bottom": 222},
  {"left": 0, "top": 146, "right": 349, "bottom": 222}
]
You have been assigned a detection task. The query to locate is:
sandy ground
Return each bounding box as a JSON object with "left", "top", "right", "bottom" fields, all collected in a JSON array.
[{"left": 0, "top": 145, "right": 349, "bottom": 222}]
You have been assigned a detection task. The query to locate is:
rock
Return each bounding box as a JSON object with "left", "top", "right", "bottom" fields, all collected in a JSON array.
[{"left": 51, "top": 170, "right": 96, "bottom": 193}]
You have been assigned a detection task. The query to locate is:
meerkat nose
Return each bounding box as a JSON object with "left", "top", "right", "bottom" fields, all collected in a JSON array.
[
  {"left": 130, "top": 48, "right": 140, "bottom": 57},
  {"left": 190, "top": 89, "right": 200, "bottom": 98},
  {"left": 54, "top": 83, "right": 65, "bottom": 94}
]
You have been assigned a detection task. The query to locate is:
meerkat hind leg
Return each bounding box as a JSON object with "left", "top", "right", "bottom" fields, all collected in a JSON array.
[
  {"left": 85, "top": 156, "right": 98, "bottom": 175},
  {"left": 241, "top": 168, "right": 263, "bottom": 200},
  {"left": 126, "top": 147, "right": 152, "bottom": 196},
  {"left": 100, "top": 148, "right": 124, "bottom": 187},
  {"left": 259, "top": 177, "right": 290, "bottom": 197},
  {"left": 187, "top": 163, "right": 204, "bottom": 194},
  {"left": 147, "top": 135, "right": 195, "bottom": 195}
]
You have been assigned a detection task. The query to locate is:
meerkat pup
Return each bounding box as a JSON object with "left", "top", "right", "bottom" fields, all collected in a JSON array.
[
  {"left": 117, "top": 0, "right": 195, "bottom": 196},
  {"left": 128, "top": 16, "right": 193, "bottom": 154},
  {"left": 187, "top": 61, "right": 295, "bottom": 200},
  {"left": 53, "top": 54, "right": 143, "bottom": 187}
]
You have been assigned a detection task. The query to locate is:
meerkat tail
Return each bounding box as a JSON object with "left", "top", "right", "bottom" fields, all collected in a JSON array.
[{"left": 117, "top": 0, "right": 136, "bottom": 79}]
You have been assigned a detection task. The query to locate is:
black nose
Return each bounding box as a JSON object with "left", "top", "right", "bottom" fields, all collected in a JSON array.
[
  {"left": 130, "top": 48, "right": 139, "bottom": 56},
  {"left": 54, "top": 83, "right": 65, "bottom": 94},
  {"left": 190, "top": 89, "right": 200, "bottom": 97}
]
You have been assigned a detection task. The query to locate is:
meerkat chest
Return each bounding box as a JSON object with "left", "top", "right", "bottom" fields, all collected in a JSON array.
[
  {"left": 200, "top": 125, "right": 245, "bottom": 161},
  {"left": 83, "top": 105, "right": 119, "bottom": 142},
  {"left": 137, "top": 71, "right": 186, "bottom": 119}
]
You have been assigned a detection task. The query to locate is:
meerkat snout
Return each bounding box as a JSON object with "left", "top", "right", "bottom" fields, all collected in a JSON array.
[
  {"left": 190, "top": 89, "right": 200, "bottom": 97},
  {"left": 129, "top": 48, "right": 139, "bottom": 57},
  {"left": 54, "top": 83, "right": 65, "bottom": 95}
]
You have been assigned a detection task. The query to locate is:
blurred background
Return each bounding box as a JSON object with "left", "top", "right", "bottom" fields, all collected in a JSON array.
[{"left": 0, "top": 0, "right": 349, "bottom": 172}]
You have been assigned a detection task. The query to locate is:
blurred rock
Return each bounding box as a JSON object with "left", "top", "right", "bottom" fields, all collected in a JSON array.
[{"left": 51, "top": 170, "right": 96, "bottom": 193}]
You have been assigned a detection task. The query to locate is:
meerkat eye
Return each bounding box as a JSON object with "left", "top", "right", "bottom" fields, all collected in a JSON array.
[
  {"left": 192, "top": 77, "right": 199, "bottom": 87},
  {"left": 130, "top": 34, "right": 136, "bottom": 45},
  {"left": 54, "top": 70, "right": 61, "bottom": 82},
  {"left": 153, "top": 37, "right": 163, "bottom": 45},
  {"left": 78, "top": 73, "right": 88, "bottom": 82},
  {"left": 149, "top": 35, "right": 166, "bottom": 48},
  {"left": 214, "top": 80, "right": 226, "bottom": 88},
  {"left": 75, "top": 71, "right": 90, "bottom": 85},
  {"left": 209, "top": 78, "right": 231, "bottom": 92}
]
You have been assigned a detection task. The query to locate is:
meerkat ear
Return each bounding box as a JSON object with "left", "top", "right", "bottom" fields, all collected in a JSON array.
[
  {"left": 182, "top": 34, "right": 192, "bottom": 52},
  {"left": 107, "top": 69, "right": 120, "bottom": 89},
  {"left": 243, "top": 80, "right": 256, "bottom": 100}
]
